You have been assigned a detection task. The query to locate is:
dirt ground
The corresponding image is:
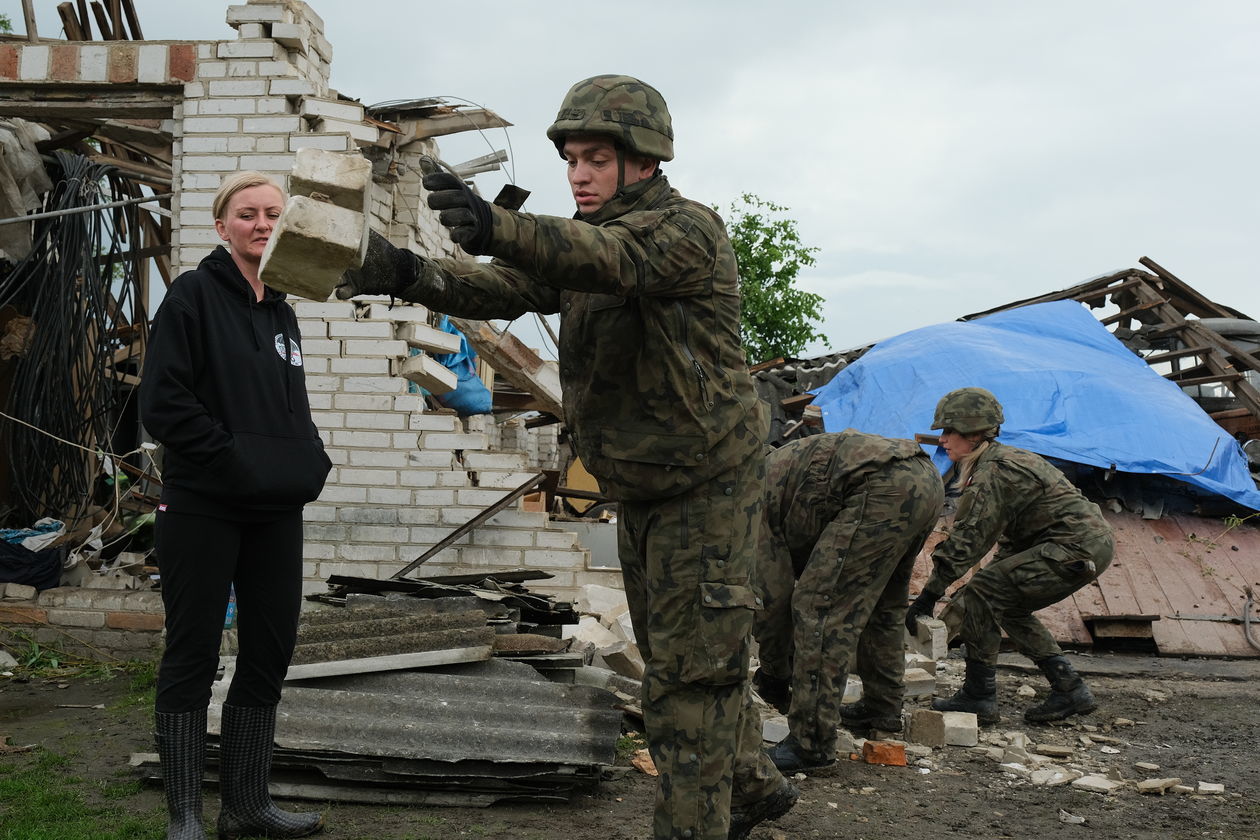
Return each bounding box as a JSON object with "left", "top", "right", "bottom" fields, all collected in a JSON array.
[{"left": 2, "top": 651, "right": 1258, "bottom": 840}]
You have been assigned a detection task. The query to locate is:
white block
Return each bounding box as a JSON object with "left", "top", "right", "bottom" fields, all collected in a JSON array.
[
  {"left": 397, "top": 322, "right": 462, "bottom": 354},
  {"left": 259, "top": 196, "right": 365, "bottom": 301},
  {"left": 941, "top": 711, "right": 978, "bottom": 747},
  {"left": 80, "top": 45, "right": 108, "bottom": 82},
  {"left": 138, "top": 45, "right": 168, "bottom": 83},
  {"left": 398, "top": 354, "right": 457, "bottom": 395},
  {"left": 300, "top": 97, "right": 365, "bottom": 124}
]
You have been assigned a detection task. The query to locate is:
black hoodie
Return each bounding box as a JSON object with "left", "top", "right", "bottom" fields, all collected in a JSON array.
[{"left": 139, "top": 246, "right": 331, "bottom": 518}]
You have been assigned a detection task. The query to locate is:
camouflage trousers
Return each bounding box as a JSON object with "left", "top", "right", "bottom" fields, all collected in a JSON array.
[
  {"left": 618, "top": 454, "right": 783, "bottom": 840},
  {"left": 755, "top": 453, "right": 943, "bottom": 754},
  {"left": 952, "top": 530, "right": 1114, "bottom": 665}
]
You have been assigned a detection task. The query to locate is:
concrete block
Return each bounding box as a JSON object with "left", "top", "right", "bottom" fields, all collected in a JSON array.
[
  {"left": 270, "top": 21, "right": 310, "bottom": 54},
  {"left": 902, "top": 666, "right": 936, "bottom": 698},
  {"left": 1134, "top": 761, "right": 1160, "bottom": 772},
  {"left": 290, "top": 147, "right": 372, "bottom": 213},
  {"left": 843, "top": 674, "right": 862, "bottom": 704},
  {"left": 599, "top": 640, "right": 645, "bottom": 681},
  {"left": 907, "top": 709, "right": 945, "bottom": 748},
  {"left": 0, "top": 583, "right": 37, "bottom": 601},
  {"left": 314, "top": 116, "right": 378, "bottom": 144},
  {"left": 1072, "top": 775, "right": 1124, "bottom": 794},
  {"left": 576, "top": 583, "right": 628, "bottom": 618},
  {"left": 397, "top": 322, "right": 462, "bottom": 354},
  {"left": 911, "top": 616, "right": 948, "bottom": 660},
  {"left": 862, "top": 740, "right": 906, "bottom": 766},
  {"left": 941, "top": 711, "right": 978, "bottom": 747},
  {"left": 1030, "top": 766, "right": 1081, "bottom": 786},
  {"left": 1137, "top": 777, "right": 1182, "bottom": 795},
  {"left": 1196, "top": 781, "right": 1225, "bottom": 795},
  {"left": 398, "top": 354, "right": 457, "bottom": 395},
  {"left": 1033, "top": 743, "right": 1075, "bottom": 759},
  {"left": 259, "top": 196, "right": 364, "bottom": 301},
  {"left": 762, "top": 715, "right": 789, "bottom": 744},
  {"left": 300, "top": 96, "right": 365, "bottom": 124}
]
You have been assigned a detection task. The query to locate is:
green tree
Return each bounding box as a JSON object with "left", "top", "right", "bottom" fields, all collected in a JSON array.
[
  {"left": 725, "top": 193, "right": 828, "bottom": 364},
  {"left": 0, "top": 13, "right": 12, "bottom": 33}
]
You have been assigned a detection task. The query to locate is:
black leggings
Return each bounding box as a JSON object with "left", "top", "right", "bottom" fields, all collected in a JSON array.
[{"left": 154, "top": 509, "right": 303, "bottom": 713}]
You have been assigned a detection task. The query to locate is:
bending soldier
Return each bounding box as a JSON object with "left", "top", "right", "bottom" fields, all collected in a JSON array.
[
  {"left": 906, "top": 387, "right": 1114, "bottom": 725},
  {"left": 335, "top": 75, "right": 794, "bottom": 840},
  {"left": 754, "top": 431, "right": 944, "bottom": 771}
]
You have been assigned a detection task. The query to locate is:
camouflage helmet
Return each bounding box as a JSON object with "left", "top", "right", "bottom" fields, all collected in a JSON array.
[
  {"left": 546, "top": 75, "right": 674, "bottom": 161},
  {"left": 931, "top": 387, "right": 1004, "bottom": 433}
]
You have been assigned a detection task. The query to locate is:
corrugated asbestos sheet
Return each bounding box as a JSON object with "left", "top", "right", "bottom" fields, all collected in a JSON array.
[
  {"left": 912, "top": 510, "right": 1260, "bottom": 657},
  {"left": 196, "top": 660, "right": 622, "bottom": 805}
]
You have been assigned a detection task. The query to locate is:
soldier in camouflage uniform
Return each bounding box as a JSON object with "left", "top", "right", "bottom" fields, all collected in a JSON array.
[
  {"left": 753, "top": 432, "right": 944, "bottom": 771},
  {"left": 335, "top": 75, "right": 795, "bottom": 840},
  {"left": 906, "top": 388, "right": 1114, "bottom": 725}
]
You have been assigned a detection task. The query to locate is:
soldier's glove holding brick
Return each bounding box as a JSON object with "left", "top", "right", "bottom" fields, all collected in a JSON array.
[
  {"left": 423, "top": 171, "right": 494, "bottom": 255},
  {"left": 335, "top": 230, "right": 416, "bottom": 299},
  {"left": 904, "top": 591, "right": 939, "bottom": 635}
]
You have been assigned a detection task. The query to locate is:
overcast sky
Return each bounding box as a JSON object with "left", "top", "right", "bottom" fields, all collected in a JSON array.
[{"left": 23, "top": 0, "right": 1260, "bottom": 358}]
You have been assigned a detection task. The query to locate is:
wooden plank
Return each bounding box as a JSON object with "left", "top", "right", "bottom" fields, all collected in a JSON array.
[
  {"left": 90, "top": 1, "right": 113, "bottom": 40},
  {"left": 0, "top": 89, "right": 180, "bottom": 120},
  {"left": 1144, "top": 517, "right": 1243, "bottom": 655},
  {"left": 284, "top": 645, "right": 492, "bottom": 680},
  {"left": 396, "top": 110, "right": 513, "bottom": 142},
  {"left": 76, "top": 0, "right": 92, "bottom": 39},
  {"left": 120, "top": 0, "right": 142, "bottom": 39},
  {"left": 1103, "top": 514, "right": 1198, "bottom": 655},
  {"left": 57, "top": 3, "right": 86, "bottom": 40},
  {"left": 21, "top": 0, "right": 38, "bottom": 40}
]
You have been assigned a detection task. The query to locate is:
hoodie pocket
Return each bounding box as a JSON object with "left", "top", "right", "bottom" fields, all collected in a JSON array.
[{"left": 218, "top": 432, "right": 331, "bottom": 506}]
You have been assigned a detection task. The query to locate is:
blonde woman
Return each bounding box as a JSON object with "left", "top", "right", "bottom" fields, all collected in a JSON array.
[
  {"left": 140, "top": 172, "right": 329, "bottom": 839},
  {"left": 906, "top": 388, "right": 1113, "bottom": 725}
]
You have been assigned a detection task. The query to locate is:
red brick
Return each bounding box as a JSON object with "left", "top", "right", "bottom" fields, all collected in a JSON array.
[
  {"left": 49, "top": 45, "right": 79, "bottom": 81},
  {"left": 861, "top": 740, "right": 907, "bottom": 767},
  {"left": 106, "top": 611, "right": 166, "bottom": 631},
  {"left": 108, "top": 44, "right": 137, "bottom": 83},
  {"left": 168, "top": 43, "right": 195, "bottom": 82},
  {"left": 0, "top": 45, "right": 18, "bottom": 80},
  {"left": 0, "top": 605, "right": 48, "bottom": 625}
]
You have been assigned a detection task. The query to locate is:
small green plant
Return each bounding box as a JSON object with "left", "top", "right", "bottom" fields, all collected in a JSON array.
[{"left": 615, "top": 730, "right": 647, "bottom": 761}]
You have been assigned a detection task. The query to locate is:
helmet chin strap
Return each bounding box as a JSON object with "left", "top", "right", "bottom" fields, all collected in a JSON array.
[{"left": 616, "top": 146, "right": 626, "bottom": 192}]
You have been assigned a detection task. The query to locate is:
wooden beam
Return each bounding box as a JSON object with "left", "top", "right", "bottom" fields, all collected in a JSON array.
[
  {"left": 108, "top": 0, "right": 124, "bottom": 39},
  {"left": 449, "top": 317, "right": 563, "bottom": 421},
  {"left": 0, "top": 88, "right": 180, "bottom": 120},
  {"left": 77, "top": 0, "right": 92, "bottom": 39},
  {"left": 396, "top": 110, "right": 512, "bottom": 143},
  {"left": 57, "top": 3, "right": 86, "bottom": 40},
  {"left": 90, "top": 1, "right": 113, "bottom": 39},
  {"left": 21, "top": 0, "right": 38, "bottom": 41},
  {"left": 121, "top": 0, "right": 142, "bottom": 39}
]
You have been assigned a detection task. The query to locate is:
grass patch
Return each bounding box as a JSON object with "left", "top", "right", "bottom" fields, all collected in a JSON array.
[
  {"left": 0, "top": 749, "right": 164, "bottom": 840},
  {"left": 615, "top": 730, "right": 647, "bottom": 762}
]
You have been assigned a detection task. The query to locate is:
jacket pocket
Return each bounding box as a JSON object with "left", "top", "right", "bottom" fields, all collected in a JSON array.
[
  {"left": 222, "top": 432, "right": 331, "bottom": 506},
  {"left": 680, "top": 581, "right": 757, "bottom": 685}
]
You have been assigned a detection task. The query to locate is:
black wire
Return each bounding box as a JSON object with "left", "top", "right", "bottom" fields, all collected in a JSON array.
[{"left": 0, "top": 151, "right": 146, "bottom": 527}]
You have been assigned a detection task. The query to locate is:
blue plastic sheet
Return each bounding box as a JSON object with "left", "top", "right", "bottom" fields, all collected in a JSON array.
[{"left": 811, "top": 300, "right": 1260, "bottom": 511}]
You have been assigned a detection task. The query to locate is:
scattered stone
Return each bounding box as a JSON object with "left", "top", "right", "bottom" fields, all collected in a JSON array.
[
  {"left": 1090, "top": 734, "right": 1124, "bottom": 745},
  {"left": 844, "top": 675, "right": 862, "bottom": 704},
  {"left": 1058, "top": 809, "right": 1087, "bottom": 825},
  {"left": 1105, "top": 767, "right": 1127, "bottom": 783},
  {"left": 904, "top": 744, "right": 933, "bottom": 758},
  {"left": 630, "top": 748, "right": 657, "bottom": 776},
  {"left": 1196, "top": 782, "right": 1225, "bottom": 795},
  {"left": 1072, "top": 775, "right": 1124, "bottom": 794},
  {"left": 1078, "top": 735, "right": 1094, "bottom": 746},
  {"left": 1137, "top": 777, "right": 1182, "bottom": 795},
  {"left": 903, "top": 667, "right": 937, "bottom": 698},
  {"left": 1005, "top": 731, "right": 1029, "bottom": 749},
  {"left": 941, "top": 711, "right": 979, "bottom": 747},
  {"left": 835, "top": 729, "right": 858, "bottom": 757},
  {"left": 1031, "top": 766, "right": 1081, "bottom": 787},
  {"left": 862, "top": 740, "right": 907, "bottom": 767},
  {"left": 0, "top": 582, "right": 36, "bottom": 601},
  {"left": 1171, "top": 784, "right": 1195, "bottom": 795},
  {"left": 1081, "top": 723, "right": 1100, "bottom": 732},
  {"left": 999, "top": 762, "right": 1031, "bottom": 778},
  {"left": 762, "top": 715, "right": 789, "bottom": 744},
  {"left": 1002, "top": 746, "right": 1031, "bottom": 765},
  {"left": 1016, "top": 684, "right": 1037, "bottom": 698},
  {"left": 1033, "top": 743, "right": 1075, "bottom": 759},
  {"left": 910, "top": 616, "right": 949, "bottom": 661},
  {"left": 860, "top": 786, "right": 877, "bottom": 795},
  {"left": 1100, "top": 745, "right": 1121, "bottom": 755},
  {"left": 1112, "top": 718, "right": 1135, "bottom": 727},
  {"left": 1134, "top": 761, "right": 1160, "bottom": 772},
  {"left": 908, "top": 709, "right": 946, "bottom": 747}
]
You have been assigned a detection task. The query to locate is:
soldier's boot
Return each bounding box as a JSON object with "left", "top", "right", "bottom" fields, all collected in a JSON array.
[
  {"left": 728, "top": 777, "right": 800, "bottom": 840},
  {"left": 931, "top": 659, "right": 1000, "bottom": 725},
  {"left": 839, "top": 699, "right": 903, "bottom": 733},
  {"left": 766, "top": 733, "right": 835, "bottom": 772},
  {"left": 216, "top": 704, "right": 324, "bottom": 840},
  {"left": 752, "top": 667, "right": 791, "bottom": 715},
  {"left": 155, "top": 708, "right": 209, "bottom": 840},
  {"left": 1025, "top": 655, "right": 1097, "bottom": 722}
]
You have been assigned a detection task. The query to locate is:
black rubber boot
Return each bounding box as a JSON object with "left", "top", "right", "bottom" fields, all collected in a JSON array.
[
  {"left": 728, "top": 778, "right": 800, "bottom": 840},
  {"left": 752, "top": 667, "right": 791, "bottom": 715},
  {"left": 216, "top": 704, "right": 324, "bottom": 840},
  {"left": 766, "top": 733, "right": 835, "bottom": 772},
  {"left": 156, "top": 708, "right": 209, "bottom": 840},
  {"left": 839, "top": 699, "right": 903, "bottom": 732},
  {"left": 1025, "top": 655, "right": 1097, "bottom": 722},
  {"left": 931, "top": 659, "right": 1000, "bottom": 725}
]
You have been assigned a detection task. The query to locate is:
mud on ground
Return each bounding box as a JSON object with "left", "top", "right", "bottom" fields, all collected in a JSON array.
[{"left": 1, "top": 652, "right": 1257, "bottom": 840}]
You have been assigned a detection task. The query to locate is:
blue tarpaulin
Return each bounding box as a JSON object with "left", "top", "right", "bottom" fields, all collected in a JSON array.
[{"left": 811, "top": 300, "right": 1260, "bottom": 511}]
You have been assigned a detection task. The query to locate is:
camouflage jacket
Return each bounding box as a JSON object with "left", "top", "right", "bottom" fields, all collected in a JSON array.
[
  {"left": 765, "top": 431, "right": 927, "bottom": 565},
  {"left": 408, "top": 173, "right": 765, "bottom": 501},
  {"left": 925, "top": 442, "right": 1111, "bottom": 597}
]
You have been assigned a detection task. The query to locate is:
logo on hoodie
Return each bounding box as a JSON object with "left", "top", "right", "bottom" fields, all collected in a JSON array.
[{"left": 274, "top": 334, "right": 303, "bottom": 367}]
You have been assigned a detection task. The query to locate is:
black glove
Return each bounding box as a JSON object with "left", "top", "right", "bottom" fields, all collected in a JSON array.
[
  {"left": 904, "top": 591, "right": 939, "bottom": 635},
  {"left": 423, "top": 171, "right": 494, "bottom": 254},
  {"left": 335, "top": 230, "right": 414, "bottom": 299}
]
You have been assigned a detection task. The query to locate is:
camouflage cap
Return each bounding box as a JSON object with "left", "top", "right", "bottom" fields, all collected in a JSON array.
[
  {"left": 546, "top": 75, "right": 674, "bottom": 161},
  {"left": 931, "top": 387, "right": 1004, "bottom": 433}
]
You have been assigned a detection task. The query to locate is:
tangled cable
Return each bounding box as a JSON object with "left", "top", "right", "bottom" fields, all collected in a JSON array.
[{"left": 0, "top": 151, "right": 146, "bottom": 527}]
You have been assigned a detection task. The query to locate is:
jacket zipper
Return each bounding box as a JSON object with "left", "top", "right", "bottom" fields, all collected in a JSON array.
[{"left": 675, "top": 301, "right": 711, "bottom": 414}]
